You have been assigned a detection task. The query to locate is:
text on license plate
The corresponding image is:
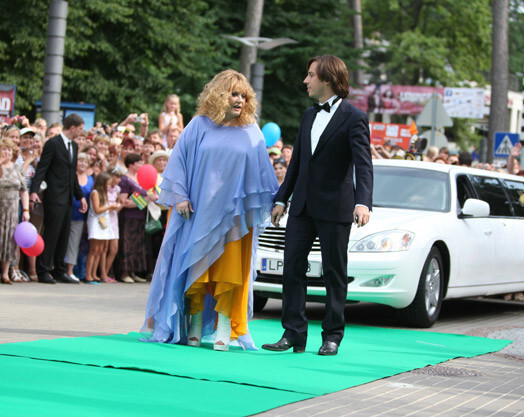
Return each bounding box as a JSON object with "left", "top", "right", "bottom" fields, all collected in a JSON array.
[{"left": 261, "top": 258, "right": 322, "bottom": 277}]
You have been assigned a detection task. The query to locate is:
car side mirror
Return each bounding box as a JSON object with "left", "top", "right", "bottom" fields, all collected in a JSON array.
[{"left": 459, "top": 198, "right": 490, "bottom": 218}]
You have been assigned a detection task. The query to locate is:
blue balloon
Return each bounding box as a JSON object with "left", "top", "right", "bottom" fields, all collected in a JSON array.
[{"left": 261, "top": 122, "right": 281, "bottom": 147}]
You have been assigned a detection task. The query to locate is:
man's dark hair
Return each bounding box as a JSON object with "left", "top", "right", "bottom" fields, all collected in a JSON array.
[
  {"left": 124, "top": 153, "right": 142, "bottom": 167},
  {"left": 63, "top": 114, "right": 84, "bottom": 130},
  {"left": 308, "top": 55, "right": 350, "bottom": 98},
  {"left": 459, "top": 151, "right": 473, "bottom": 167}
]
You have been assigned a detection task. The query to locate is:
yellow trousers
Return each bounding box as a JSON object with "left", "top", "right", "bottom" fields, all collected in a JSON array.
[{"left": 185, "top": 229, "right": 253, "bottom": 339}]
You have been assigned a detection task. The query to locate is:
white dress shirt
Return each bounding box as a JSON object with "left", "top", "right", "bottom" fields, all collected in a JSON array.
[
  {"left": 60, "top": 132, "right": 73, "bottom": 161},
  {"left": 311, "top": 95, "right": 341, "bottom": 154}
]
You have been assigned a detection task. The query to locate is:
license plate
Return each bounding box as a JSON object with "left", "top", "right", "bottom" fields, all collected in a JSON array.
[{"left": 261, "top": 258, "right": 322, "bottom": 277}]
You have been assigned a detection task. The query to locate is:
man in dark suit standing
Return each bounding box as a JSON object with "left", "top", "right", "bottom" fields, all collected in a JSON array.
[
  {"left": 262, "top": 55, "right": 373, "bottom": 356},
  {"left": 30, "top": 114, "right": 88, "bottom": 284}
]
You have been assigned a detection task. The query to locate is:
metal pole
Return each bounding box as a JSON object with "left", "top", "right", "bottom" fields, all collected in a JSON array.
[
  {"left": 430, "top": 93, "right": 437, "bottom": 147},
  {"left": 239, "top": 0, "right": 264, "bottom": 81},
  {"left": 41, "top": 0, "right": 68, "bottom": 124},
  {"left": 251, "top": 62, "right": 264, "bottom": 117}
]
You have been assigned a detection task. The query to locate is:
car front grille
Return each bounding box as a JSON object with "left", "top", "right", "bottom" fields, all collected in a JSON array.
[
  {"left": 256, "top": 273, "right": 327, "bottom": 287},
  {"left": 258, "top": 226, "right": 322, "bottom": 253}
]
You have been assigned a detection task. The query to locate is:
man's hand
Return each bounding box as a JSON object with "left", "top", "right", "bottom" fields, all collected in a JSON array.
[
  {"left": 29, "top": 192, "right": 41, "bottom": 210},
  {"left": 175, "top": 200, "right": 194, "bottom": 220},
  {"left": 271, "top": 204, "right": 285, "bottom": 227},
  {"left": 353, "top": 205, "right": 370, "bottom": 227},
  {"left": 79, "top": 197, "right": 88, "bottom": 213}
]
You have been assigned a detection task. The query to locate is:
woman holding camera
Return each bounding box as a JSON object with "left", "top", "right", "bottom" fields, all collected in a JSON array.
[{"left": 143, "top": 70, "right": 278, "bottom": 351}]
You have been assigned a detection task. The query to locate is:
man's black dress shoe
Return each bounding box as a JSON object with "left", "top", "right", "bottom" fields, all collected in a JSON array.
[
  {"left": 38, "top": 273, "right": 56, "bottom": 284},
  {"left": 261, "top": 337, "right": 305, "bottom": 353},
  {"left": 54, "top": 273, "right": 80, "bottom": 284},
  {"left": 318, "top": 341, "right": 339, "bottom": 356}
]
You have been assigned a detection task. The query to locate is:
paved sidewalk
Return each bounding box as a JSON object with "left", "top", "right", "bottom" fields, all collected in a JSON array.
[{"left": 1, "top": 283, "right": 523, "bottom": 416}]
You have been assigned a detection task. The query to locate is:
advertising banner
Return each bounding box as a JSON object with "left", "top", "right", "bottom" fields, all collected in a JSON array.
[
  {"left": 0, "top": 84, "right": 16, "bottom": 124},
  {"left": 350, "top": 85, "right": 444, "bottom": 115},
  {"left": 443, "top": 88, "right": 484, "bottom": 119},
  {"left": 369, "top": 122, "right": 412, "bottom": 149}
]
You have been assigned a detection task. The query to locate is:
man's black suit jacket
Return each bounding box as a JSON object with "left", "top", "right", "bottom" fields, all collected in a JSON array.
[
  {"left": 275, "top": 99, "right": 373, "bottom": 223},
  {"left": 30, "top": 134, "right": 83, "bottom": 205}
]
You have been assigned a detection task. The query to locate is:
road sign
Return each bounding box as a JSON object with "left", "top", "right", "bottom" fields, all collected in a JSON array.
[{"left": 494, "top": 132, "right": 519, "bottom": 158}]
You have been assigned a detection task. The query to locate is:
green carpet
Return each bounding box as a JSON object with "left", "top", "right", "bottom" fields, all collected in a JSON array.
[{"left": 0, "top": 320, "right": 511, "bottom": 416}]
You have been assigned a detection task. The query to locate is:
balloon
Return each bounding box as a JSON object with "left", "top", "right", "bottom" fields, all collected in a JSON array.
[
  {"left": 14, "top": 221, "right": 38, "bottom": 248},
  {"left": 21, "top": 234, "right": 44, "bottom": 257},
  {"left": 262, "top": 123, "right": 281, "bottom": 147},
  {"left": 137, "top": 164, "right": 157, "bottom": 190}
]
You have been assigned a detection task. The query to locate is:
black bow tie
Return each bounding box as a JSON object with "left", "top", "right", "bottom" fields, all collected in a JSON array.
[
  {"left": 313, "top": 97, "right": 340, "bottom": 113},
  {"left": 314, "top": 102, "right": 331, "bottom": 113}
]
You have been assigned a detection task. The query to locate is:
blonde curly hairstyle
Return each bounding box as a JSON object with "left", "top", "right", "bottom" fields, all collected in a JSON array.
[{"left": 195, "top": 69, "right": 258, "bottom": 126}]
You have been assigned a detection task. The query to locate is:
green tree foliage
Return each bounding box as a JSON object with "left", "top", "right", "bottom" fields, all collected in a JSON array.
[
  {"left": 0, "top": 0, "right": 232, "bottom": 123},
  {"left": 509, "top": 0, "right": 524, "bottom": 87},
  {"left": 0, "top": 1, "right": 48, "bottom": 111},
  {"left": 255, "top": 0, "right": 359, "bottom": 140},
  {"left": 361, "top": 0, "right": 492, "bottom": 86},
  {"left": 1, "top": 0, "right": 358, "bottom": 140}
]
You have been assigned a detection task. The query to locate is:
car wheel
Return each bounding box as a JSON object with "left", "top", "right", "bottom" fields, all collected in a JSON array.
[
  {"left": 397, "top": 247, "right": 444, "bottom": 328},
  {"left": 253, "top": 294, "right": 268, "bottom": 312}
]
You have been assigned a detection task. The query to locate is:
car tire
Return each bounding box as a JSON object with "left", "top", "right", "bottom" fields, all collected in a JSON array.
[
  {"left": 253, "top": 294, "right": 268, "bottom": 312},
  {"left": 397, "top": 247, "right": 444, "bottom": 328}
]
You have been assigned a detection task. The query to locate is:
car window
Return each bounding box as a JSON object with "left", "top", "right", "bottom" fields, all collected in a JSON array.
[
  {"left": 456, "top": 175, "right": 477, "bottom": 210},
  {"left": 470, "top": 175, "right": 512, "bottom": 217},
  {"left": 373, "top": 166, "right": 450, "bottom": 212},
  {"left": 503, "top": 179, "right": 524, "bottom": 217}
]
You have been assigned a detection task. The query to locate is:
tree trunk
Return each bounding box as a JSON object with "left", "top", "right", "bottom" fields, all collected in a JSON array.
[
  {"left": 487, "top": 0, "right": 509, "bottom": 163},
  {"left": 348, "top": 0, "right": 364, "bottom": 86},
  {"left": 239, "top": 0, "right": 264, "bottom": 82}
]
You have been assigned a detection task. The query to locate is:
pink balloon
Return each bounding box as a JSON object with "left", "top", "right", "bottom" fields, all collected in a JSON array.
[
  {"left": 21, "top": 234, "right": 44, "bottom": 257},
  {"left": 14, "top": 221, "right": 38, "bottom": 248},
  {"left": 137, "top": 164, "right": 157, "bottom": 190}
]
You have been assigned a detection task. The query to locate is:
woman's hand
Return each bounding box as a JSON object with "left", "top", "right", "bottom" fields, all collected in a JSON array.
[
  {"left": 146, "top": 193, "right": 159, "bottom": 203},
  {"left": 175, "top": 200, "right": 194, "bottom": 220},
  {"left": 22, "top": 211, "right": 30, "bottom": 222}
]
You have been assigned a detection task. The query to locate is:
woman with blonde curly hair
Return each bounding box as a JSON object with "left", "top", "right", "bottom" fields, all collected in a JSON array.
[{"left": 143, "top": 69, "right": 278, "bottom": 351}]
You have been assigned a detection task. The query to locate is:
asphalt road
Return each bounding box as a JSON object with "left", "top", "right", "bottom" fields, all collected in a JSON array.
[{"left": 1, "top": 283, "right": 523, "bottom": 416}]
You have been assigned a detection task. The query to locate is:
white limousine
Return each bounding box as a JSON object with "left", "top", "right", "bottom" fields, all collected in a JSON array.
[{"left": 254, "top": 159, "right": 524, "bottom": 327}]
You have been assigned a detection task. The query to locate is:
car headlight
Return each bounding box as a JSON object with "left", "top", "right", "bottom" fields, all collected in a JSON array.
[{"left": 350, "top": 230, "right": 414, "bottom": 252}]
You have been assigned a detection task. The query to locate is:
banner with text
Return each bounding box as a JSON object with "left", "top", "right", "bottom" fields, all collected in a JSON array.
[
  {"left": 350, "top": 85, "right": 485, "bottom": 119},
  {"left": 0, "top": 84, "right": 16, "bottom": 124},
  {"left": 369, "top": 122, "right": 412, "bottom": 149},
  {"left": 350, "top": 85, "right": 444, "bottom": 115}
]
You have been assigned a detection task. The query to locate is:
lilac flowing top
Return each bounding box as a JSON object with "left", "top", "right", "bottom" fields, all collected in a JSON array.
[{"left": 142, "top": 116, "right": 279, "bottom": 349}]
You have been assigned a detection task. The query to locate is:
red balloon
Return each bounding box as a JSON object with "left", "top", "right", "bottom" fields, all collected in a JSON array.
[
  {"left": 21, "top": 234, "right": 44, "bottom": 257},
  {"left": 137, "top": 164, "right": 157, "bottom": 190}
]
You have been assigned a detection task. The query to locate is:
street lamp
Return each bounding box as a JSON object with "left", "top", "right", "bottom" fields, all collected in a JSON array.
[{"left": 221, "top": 35, "right": 297, "bottom": 116}]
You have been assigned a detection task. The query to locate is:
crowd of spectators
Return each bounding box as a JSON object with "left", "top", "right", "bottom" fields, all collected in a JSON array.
[
  {"left": 3, "top": 107, "right": 521, "bottom": 291},
  {"left": 0, "top": 97, "right": 295, "bottom": 285}
]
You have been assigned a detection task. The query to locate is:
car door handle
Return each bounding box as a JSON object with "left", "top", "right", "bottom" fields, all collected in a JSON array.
[{"left": 484, "top": 229, "right": 492, "bottom": 236}]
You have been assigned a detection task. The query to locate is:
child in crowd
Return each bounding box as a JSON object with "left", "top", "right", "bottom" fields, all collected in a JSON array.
[
  {"left": 101, "top": 166, "right": 123, "bottom": 280},
  {"left": 158, "top": 94, "right": 184, "bottom": 137},
  {"left": 85, "top": 172, "right": 120, "bottom": 283}
]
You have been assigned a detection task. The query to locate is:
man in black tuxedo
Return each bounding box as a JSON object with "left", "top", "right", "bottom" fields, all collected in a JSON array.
[
  {"left": 262, "top": 55, "right": 373, "bottom": 356},
  {"left": 30, "top": 114, "right": 88, "bottom": 284}
]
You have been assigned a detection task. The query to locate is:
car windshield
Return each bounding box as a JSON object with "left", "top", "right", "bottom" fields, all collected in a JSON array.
[{"left": 373, "top": 166, "right": 450, "bottom": 212}]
